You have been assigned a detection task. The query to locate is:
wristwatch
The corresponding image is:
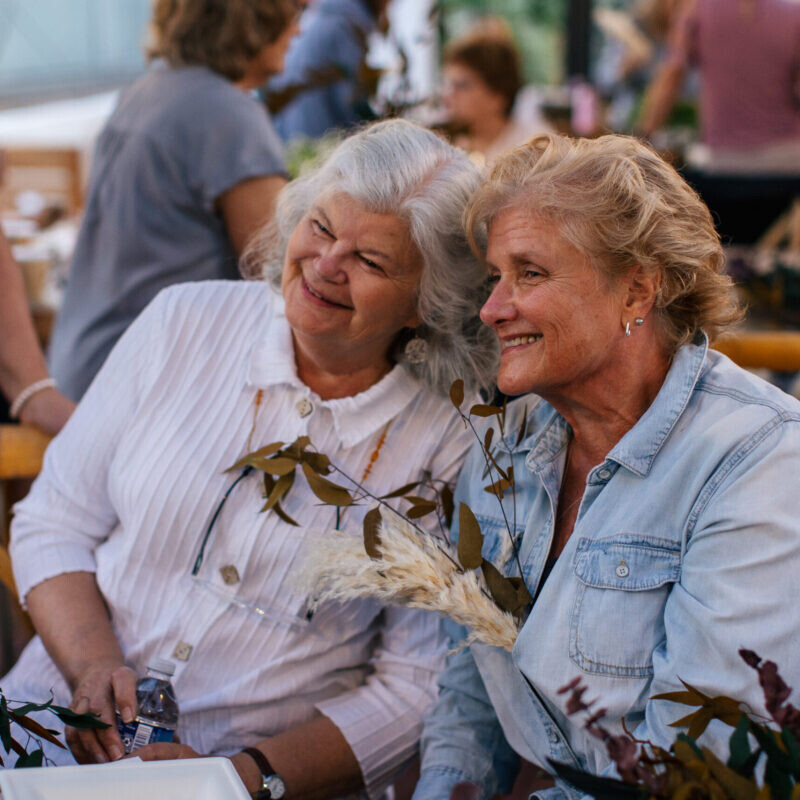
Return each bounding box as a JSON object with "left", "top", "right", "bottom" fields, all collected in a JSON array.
[{"left": 241, "top": 746, "right": 286, "bottom": 799}]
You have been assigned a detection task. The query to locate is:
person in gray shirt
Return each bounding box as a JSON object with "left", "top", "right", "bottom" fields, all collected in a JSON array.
[{"left": 50, "top": 0, "right": 300, "bottom": 401}]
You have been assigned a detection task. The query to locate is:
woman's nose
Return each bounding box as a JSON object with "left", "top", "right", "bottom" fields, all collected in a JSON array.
[
  {"left": 480, "top": 281, "right": 516, "bottom": 327},
  {"left": 315, "top": 250, "right": 346, "bottom": 282}
]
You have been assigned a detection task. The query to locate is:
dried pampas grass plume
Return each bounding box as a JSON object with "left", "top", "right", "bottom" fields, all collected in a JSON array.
[{"left": 296, "top": 511, "right": 519, "bottom": 651}]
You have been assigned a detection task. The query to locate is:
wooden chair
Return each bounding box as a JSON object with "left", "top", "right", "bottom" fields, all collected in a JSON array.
[
  {"left": 713, "top": 332, "right": 800, "bottom": 373},
  {"left": 0, "top": 147, "right": 84, "bottom": 215},
  {"left": 0, "top": 424, "right": 51, "bottom": 670}
]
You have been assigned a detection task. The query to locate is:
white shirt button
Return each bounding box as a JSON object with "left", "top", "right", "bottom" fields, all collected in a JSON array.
[
  {"left": 597, "top": 468, "right": 612, "bottom": 480},
  {"left": 615, "top": 560, "right": 630, "bottom": 578},
  {"left": 296, "top": 398, "right": 313, "bottom": 418},
  {"left": 173, "top": 641, "right": 193, "bottom": 661}
]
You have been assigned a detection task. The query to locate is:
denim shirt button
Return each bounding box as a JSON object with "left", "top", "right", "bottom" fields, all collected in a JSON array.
[
  {"left": 597, "top": 468, "right": 612, "bottom": 480},
  {"left": 615, "top": 560, "right": 630, "bottom": 578},
  {"left": 548, "top": 729, "right": 559, "bottom": 744}
]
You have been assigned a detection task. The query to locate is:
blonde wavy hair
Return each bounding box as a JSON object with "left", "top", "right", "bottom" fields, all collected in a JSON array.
[
  {"left": 148, "top": 0, "right": 297, "bottom": 81},
  {"left": 466, "top": 133, "right": 743, "bottom": 351}
]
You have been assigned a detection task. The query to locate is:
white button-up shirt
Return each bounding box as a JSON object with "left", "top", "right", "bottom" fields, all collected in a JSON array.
[{"left": 7, "top": 282, "right": 472, "bottom": 797}]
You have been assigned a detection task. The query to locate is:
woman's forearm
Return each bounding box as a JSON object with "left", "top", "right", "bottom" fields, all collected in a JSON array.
[
  {"left": 26, "top": 571, "right": 125, "bottom": 689},
  {"left": 0, "top": 231, "right": 50, "bottom": 399},
  {"left": 0, "top": 230, "right": 75, "bottom": 432},
  {"left": 231, "top": 715, "right": 363, "bottom": 800}
]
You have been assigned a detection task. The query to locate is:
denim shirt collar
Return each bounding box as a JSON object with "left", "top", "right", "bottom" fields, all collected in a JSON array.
[{"left": 513, "top": 333, "right": 709, "bottom": 478}]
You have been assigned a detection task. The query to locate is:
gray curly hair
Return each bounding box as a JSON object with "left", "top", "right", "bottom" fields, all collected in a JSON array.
[{"left": 242, "top": 119, "right": 499, "bottom": 396}]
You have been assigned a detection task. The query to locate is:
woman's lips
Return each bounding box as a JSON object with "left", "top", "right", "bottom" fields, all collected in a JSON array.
[{"left": 301, "top": 278, "right": 352, "bottom": 309}]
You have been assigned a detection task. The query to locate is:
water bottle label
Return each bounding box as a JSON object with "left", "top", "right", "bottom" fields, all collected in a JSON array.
[{"left": 118, "top": 718, "right": 175, "bottom": 753}]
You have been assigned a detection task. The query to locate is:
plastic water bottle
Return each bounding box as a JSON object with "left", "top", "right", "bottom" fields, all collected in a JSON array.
[{"left": 117, "top": 658, "right": 179, "bottom": 754}]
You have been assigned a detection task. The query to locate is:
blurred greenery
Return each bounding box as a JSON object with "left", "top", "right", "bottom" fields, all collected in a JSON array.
[{"left": 436, "top": 0, "right": 567, "bottom": 85}]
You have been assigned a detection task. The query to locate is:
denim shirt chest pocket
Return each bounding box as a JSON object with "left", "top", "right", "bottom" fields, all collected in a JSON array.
[{"left": 569, "top": 536, "right": 681, "bottom": 678}]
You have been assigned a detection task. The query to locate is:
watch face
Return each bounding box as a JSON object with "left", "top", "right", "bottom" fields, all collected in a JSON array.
[{"left": 265, "top": 774, "right": 286, "bottom": 799}]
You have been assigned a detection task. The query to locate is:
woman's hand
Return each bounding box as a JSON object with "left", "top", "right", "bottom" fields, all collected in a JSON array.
[
  {"left": 66, "top": 661, "right": 138, "bottom": 764},
  {"left": 132, "top": 742, "right": 202, "bottom": 762}
]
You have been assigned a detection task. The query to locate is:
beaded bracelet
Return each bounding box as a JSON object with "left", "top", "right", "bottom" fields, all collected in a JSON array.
[{"left": 9, "top": 377, "right": 56, "bottom": 419}]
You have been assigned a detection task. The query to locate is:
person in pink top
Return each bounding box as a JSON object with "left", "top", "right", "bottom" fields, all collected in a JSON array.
[{"left": 640, "top": 0, "right": 800, "bottom": 173}]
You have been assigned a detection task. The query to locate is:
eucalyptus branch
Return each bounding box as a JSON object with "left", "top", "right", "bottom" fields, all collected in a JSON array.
[
  {"left": 326, "top": 462, "right": 464, "bottom": 574},
  {"left": 458, "top": 409, "right": 524, "bottom": 581}
]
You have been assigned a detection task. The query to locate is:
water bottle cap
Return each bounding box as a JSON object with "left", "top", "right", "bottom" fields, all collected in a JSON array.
[{"left": 147, "top": 658, "right": 176, "bottom": 677}]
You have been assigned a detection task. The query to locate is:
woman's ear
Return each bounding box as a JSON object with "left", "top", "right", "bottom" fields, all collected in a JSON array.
[{"left": 622, "top": 264, "right": 661, "bottom": 319}]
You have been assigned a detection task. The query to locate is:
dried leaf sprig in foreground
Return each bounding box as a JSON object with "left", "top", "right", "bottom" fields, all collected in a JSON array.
[
  {"left": 550, "top": 650, "right": 800, "bottom": 799},
  {"left": 297, "top": 510, "right": 519, "bottom": 652}
]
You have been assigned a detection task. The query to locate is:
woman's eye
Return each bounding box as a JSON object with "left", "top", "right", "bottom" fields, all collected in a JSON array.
[
  {"left": 487, "top": 273, "right": 500, "bottom": 285},
  {"left": 523, "top": 269, "right": 542, "bottom": 279},
  {"left": 360, "top": 255, "right": 385, "bottom": 272},
  {"left": 311, "top": 219, "right": 332, "bottom": 237}
]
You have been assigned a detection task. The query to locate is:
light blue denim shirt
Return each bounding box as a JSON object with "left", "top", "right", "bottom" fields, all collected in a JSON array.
[{"left": 415, "top": 336, "right": 800, "bottom": 800}]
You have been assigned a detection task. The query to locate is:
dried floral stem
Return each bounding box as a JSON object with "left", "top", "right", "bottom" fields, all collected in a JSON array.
[{"left": 296, "top": 511, "right": 519, "bottom": 651}]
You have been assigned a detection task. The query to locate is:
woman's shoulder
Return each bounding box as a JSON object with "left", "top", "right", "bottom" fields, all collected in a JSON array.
[
  {"left": 151, "top": 280, "right": 275, "bottom": 331},
  {"left": 699, "top": 348, "right": 800, "bottom": 419}
]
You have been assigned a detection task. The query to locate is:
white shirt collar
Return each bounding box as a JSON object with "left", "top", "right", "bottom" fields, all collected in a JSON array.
[{"left": 246, "top": 291, "right": 423, "bottom": 448}]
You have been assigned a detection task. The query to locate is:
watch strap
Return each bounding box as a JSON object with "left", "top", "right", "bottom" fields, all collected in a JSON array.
[{"left": 242, "top": 746, "right": 276, "bottom": 784}]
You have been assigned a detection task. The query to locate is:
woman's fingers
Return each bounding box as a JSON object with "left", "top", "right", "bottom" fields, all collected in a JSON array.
[
  {"left": 66, "top": 664, "right": 133, "bottom": 763},
  {"left": 131, "top": 742, "right": 200, "bottom": 761},
  {"left": 110, "top": 666, "right": 139, "bottom": 723}
]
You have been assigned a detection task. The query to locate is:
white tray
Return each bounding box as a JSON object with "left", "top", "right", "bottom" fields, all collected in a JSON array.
[{"left": 0, "top": 756, "right": 250, "bottom": 800}]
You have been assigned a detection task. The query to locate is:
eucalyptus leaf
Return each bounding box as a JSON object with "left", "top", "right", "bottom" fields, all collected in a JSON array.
[
  {"left": 226, "top": 442, "right": 283, "bottom": 471},
  {"left": 449, "top": 379, "right": 464, "bottom": 409},
  {"left": 301, "top": 462, "right": 354, "bottom": 507},
  {"left": 8, "top": 711, "right": 66, "bottom": 749},
  {"left": 14, "top": 749, "right": 43, "bottom": 768},
  {"left": 481, "top": 560, "right": 520, "bottom": 613},
  {"left": 515, "top": 406, "right": 528, "bottom": 447},
  {"left": 301, "top": 451, "right": 332, "bottom": 474},
  {"left": 407, "top": 504, "right": 436, "bottom": 519},
  {"left": 440, "top": 485, "right": 454, "bottom": 529},
  {"left": 272, "top": 501, "right": 299, "bottom": 527},
  {"left": 483, "top": 427, "right": 494, "bottom": 451},
  {"left": 457, "top": 503, "right": 483, "bottom": 569},
  {"left": 0, "top": 696, "right": 11, "bottom": 753},
  {"left": 8, "top": 699, "right": 53, "bottom": 717},
  {"left": 262, "top": 470, "right": 295, "bottom": 512},
  {"left": 728, "top": 715, "right": 754, "bottom": 772},
  {"left": 379, "top": 481, "right": 420, "bottom": 499},
  {"left": 469, "top": 404, "right": 503, "bottom": 418},
  {"left": 50, "top": 706, "right": 110, "bottom": 730},
  {"left": 260, "top": 456, "right": 300, "bottom": 476},
  {"left": 483, "top": 476, "right": 512, "bottom": 499},
  {"left": 363, "top": 508, "right": 382, "bottom": 559}
]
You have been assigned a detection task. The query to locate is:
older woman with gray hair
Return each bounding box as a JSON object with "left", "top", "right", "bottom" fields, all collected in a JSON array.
[
  {"left": 3, "top": 120, "right": 497, "bottom": 798},
  {"left": 415, "top": 133, "right": 800, "bottom": 800}
]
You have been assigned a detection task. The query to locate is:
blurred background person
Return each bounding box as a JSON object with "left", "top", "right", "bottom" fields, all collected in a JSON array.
[
  {"left": 263, "top": 0, "right": 390, "bottom": 142},
  {"left": 441, "top": 19, "right": 551, "bottom": 167},
  {"left": 640, "top": 0, "right": 800, "bottom": 173},
  {"left": 639, "top": 0, "right": 800, "bottom": 245},
  {"left": 48, "top": 0, "right": 297, "bottom": 402}
]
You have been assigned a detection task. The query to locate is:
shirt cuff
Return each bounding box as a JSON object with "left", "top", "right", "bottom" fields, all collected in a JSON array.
[
  {"left": 413, "top": 766, "right": 482, "bottom": 800},
  {"left": 316, "top": 680, "right": 430, "bottom": 800},
  {"left": 11, "top": 536, "right": 96, "bottom": 607}
]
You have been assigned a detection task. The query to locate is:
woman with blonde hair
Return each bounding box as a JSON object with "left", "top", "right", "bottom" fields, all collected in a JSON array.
[
  {"left": 414, "top": 133, "right": 800, "bottom": 799},
  {"left": 49, "top": 0, "right": 298, "bottom": 402}
]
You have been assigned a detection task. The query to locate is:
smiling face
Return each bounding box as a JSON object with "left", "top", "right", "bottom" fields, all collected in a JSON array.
[
  {"left": 480, "top": 206, "right": 629, "bottom": 400},
  {"left": 281, "top": 192, "right": 423, "bottom": 375}
]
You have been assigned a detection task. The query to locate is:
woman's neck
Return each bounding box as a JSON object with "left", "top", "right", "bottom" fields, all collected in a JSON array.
[
  {"left": 546, "top": 347, "right": 672, "bottom": 465},
  {"left": 293, "top": 336, "right": 393, "bottom": 400}
]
